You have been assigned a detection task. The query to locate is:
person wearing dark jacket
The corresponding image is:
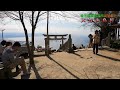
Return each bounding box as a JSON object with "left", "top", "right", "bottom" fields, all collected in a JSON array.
[
  {"left": 93, "top": 30, "right": 100, "bottom": 54},
  {"left": 72, "top": 44, "right": 77, "bottom": 50}
]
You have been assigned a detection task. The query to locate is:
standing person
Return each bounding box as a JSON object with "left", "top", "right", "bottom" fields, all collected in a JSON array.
[
  {"left": 88, "top": 34, "right": 93, "bottom": 48},
  {"left": 2, "top": 41, "right": 30, "bottom": 76},
  {"left": 93, "top": 30, "right": 100, "bottom": 54}
]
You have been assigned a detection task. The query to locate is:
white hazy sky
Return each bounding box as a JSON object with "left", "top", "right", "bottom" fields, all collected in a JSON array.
[{"left": 0, "top": 11, "right": 98, "bottom": 36}]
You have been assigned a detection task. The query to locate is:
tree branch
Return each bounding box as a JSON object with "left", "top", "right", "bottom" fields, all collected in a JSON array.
[
  {"left": 92, "top": 20, "right": 102, "bottom": 28},
  {"left": 34, "top": 11, "right": 41, "bottom": 28},
  {"left": 32, "top": 11, "right": 35, "bottom": 27},
  {"left": 4, "top": 11, "right": 20, "bottom": 20},
  {"left": 19, "top": 11, "right": 27, "bottom": 31},
  {"left": 39, "top": 11, "right": 47, "bottom": 17}
]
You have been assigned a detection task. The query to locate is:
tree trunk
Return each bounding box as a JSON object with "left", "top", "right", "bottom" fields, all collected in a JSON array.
[
  {"left": 24, "top": 29, "right": 34, "bottom": 65},
  {"left": 30, "top": 27, "right": 35, "bottom": 65}
]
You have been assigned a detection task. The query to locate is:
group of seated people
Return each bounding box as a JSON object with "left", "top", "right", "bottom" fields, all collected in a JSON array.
[
  {"left": 72, "top": 44, "right": 85, "bottom": 50},
  {"left": 0, "top": 40, "right": 30, "bottom": 77}
]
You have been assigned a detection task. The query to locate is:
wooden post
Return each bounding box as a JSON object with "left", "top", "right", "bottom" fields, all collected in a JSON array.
[
  {"left": 108, "top": 32, "right": 111, "bottom": 47},
  {"left": 68, "top": 34, "right": 73, "bottom": 53},
  {"left": 118, "top": 28, "right": 119, "bottom": 39},
  {"left": 62, "top": 36, "right": 64, "bottom": 46},
  {"left": 45, "top": 38, "right": 47, "bottom": 55},
  {"left": 46, "top": 11, "right": 49, "bottom": 56},
  {"left": 115, "top": 28, "right": 117, "bottom": 40}
]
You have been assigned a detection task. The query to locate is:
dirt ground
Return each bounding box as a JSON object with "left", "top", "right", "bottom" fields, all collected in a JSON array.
[{"left": 14, "top": 48, "right": 120, "bottom": 79}]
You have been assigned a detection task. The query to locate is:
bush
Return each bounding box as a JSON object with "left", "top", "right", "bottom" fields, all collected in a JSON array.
[{"left": 110, "top": 40, "right": 120, "bottom": 49}]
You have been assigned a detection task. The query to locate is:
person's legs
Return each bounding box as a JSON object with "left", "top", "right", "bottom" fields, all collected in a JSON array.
[
  {"left": 17, "top": 57, "right": 29, "bottom": 74},
  {"left": 96, "top": 44, "right": 98, "bottom": 54},
  {"left": 11, "top": 57, "right": 29, "bottom": 75},
  {"left": 93, "top": 44, "right": 95, "bottom": 54}
]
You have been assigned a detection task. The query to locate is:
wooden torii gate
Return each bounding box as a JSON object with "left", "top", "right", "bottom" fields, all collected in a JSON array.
[{"left": 43, "top": 34, "right": 68, "bottom": 55}]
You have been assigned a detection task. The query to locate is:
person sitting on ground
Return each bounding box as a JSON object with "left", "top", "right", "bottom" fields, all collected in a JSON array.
[
  {"left": 5, "top": 41, "right": 21, "bottom": 73},
  {"left": 1, "top": 40, "right": 6, "bottom": 47},
  {"left": 0, "top": 40, "right": 7, "bottom": 54},
  {"left": 72, "top": 44, "right": 77, "bottom": 50},
  {"left": 81, "top": 44, "right": 85, "bottom": 49},
  {"left": 1, "top": 41, "right": 30, "bottom": 76},
  {"left": 0, "top": 40, "right": 6, "bottom": 61},
  {"left": 79, "top": 46, "right": 82, "bottom": 49}
]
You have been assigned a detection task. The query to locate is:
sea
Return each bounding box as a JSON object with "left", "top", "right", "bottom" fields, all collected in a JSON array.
[{"left": 1, "top": 33, "right": 89, "bottom": 50}]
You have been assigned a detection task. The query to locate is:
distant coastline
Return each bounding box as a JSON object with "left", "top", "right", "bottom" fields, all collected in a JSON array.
[{"left": 1, "top": 32, "right": 89, "bottom": 49}]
